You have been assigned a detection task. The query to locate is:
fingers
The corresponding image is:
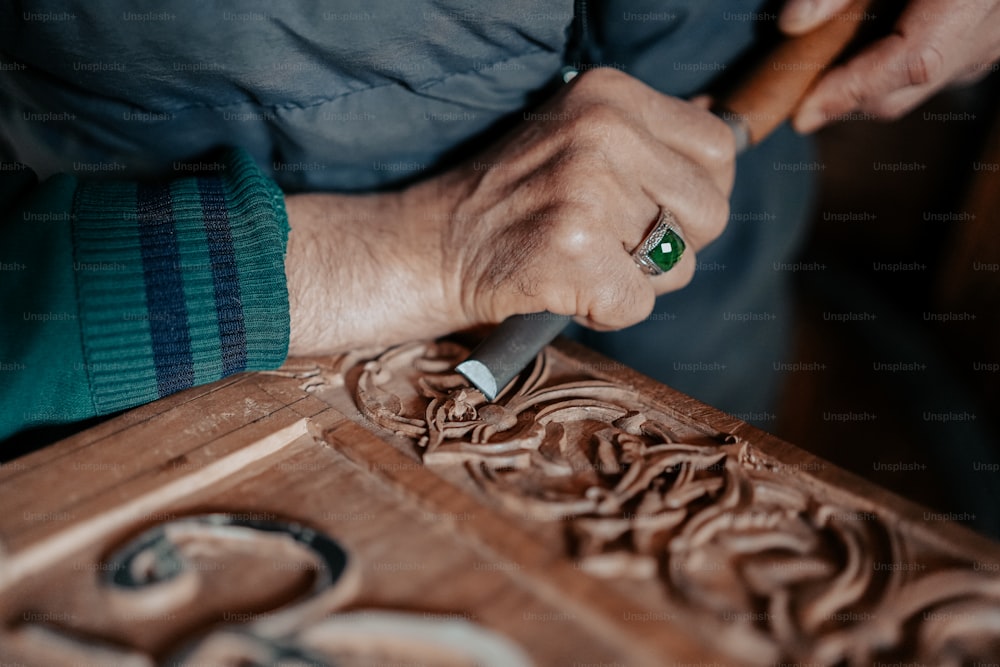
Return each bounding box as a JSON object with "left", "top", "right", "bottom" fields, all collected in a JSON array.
[
  {"left": 790, "top": 0, "right": 1000, "bottom": 132},
  {"left": 566, "top": 115, "right": 728, "bottom": 256},
  {"left": 450, "top": 68, "right": 735, "bottom": 332},
  {"left": 793, "top": 33, "right": 948, "bottom": 132},
  {"left": 583, "top": 75, "right": 734, "bottom": 254},
  {"left": 570, "top": 69, "right": 736, "bottom": 197},
  {"left": 540, "top": 76, "right": 732, "bottom": 256},
  {"left": 652, "top": 99, "right": 735, "bottom": 190},
  {"left": 638, "top": 96, "right": 737, "bottom": 198},
  {"left": 572, "top": 244, "right": 698, "bottom": 332},
  {"left": 779, "top": 0, "right": 856, "bottom": 35},
  {"left": 535, "top": 132, "right": 715, "bottom": 324},
  {"left": 571, "top": 253, "right": 659, "bottom": 330},
  {"left": 638, "top": 147, "right": 731, "bottom": 253}
]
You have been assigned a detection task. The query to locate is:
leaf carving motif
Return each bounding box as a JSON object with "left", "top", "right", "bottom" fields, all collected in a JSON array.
[{"left": 351, "top": 340, "right": 1000, "bottom": 665}]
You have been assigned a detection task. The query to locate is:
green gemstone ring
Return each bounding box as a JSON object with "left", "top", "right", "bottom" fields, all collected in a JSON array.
[{"left": 632, "top": 210, "right": 686, "bottom": 275}]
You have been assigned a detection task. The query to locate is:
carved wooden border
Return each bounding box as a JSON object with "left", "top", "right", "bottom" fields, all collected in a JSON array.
[{"left": 342, "top": 339, "right": 1000, "bottom": 665}]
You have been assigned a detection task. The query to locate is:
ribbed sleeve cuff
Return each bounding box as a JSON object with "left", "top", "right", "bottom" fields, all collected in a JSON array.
[{"left": 72, "top": 149, "right": 290, "bottom": 414}]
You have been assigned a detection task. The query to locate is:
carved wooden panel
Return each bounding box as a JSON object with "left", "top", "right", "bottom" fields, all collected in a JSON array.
[{"left": 2, "top": 338, "right": 999, "bottom": 666}]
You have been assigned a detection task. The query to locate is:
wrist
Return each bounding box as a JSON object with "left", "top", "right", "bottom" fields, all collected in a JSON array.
[
  {"left": 284, "top": 187, "right": 468, "bottom": 356},
  {"left": 399, "top": 175, "right": 471, "bottom": 333}
]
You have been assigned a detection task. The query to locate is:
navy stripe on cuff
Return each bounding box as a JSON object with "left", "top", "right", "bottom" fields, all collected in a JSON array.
[
  {"left": 136, "top": 183, "right": 194, "bottom": 396},
  {"left": 198, "top": 176, "right": 248, "bottom": 375}
]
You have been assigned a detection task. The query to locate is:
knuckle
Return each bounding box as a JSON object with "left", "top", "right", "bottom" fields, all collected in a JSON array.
[
  {"left": 548, "top": 218, "right": 601, "bottom": 260},
  {"left": 630, "top": 285, "right": 657, "bottom": 325},
  {"left": 841, "top": 69, "right": 871, "bottom": 106},
  {"left": 588, "top": 280, "right": 653, "bottom": 329},
  {"left": 699, "top": 195, "right": 729, "bottom": 243},
  {"left": 701, "top": 117, "right": 738, "bottom": 167},
  {"left": 908, "top": 43, "right": 946, "bottom": 86},
  {"left": 574, "top": 66, "right": 629, "bottom": 93}
]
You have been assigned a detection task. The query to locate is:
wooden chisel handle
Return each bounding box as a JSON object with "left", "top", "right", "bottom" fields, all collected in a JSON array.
[
  {"left": 718, "top": 0, "right": 874, "bottom": 149},
  {"left": 457, "top": 1, "right": 873, "bottom": 401}
]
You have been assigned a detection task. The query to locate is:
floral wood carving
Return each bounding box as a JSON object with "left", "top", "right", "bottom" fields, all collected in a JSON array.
[{"left": 351, "top": 341, "right": 1000, "bottom": 666}]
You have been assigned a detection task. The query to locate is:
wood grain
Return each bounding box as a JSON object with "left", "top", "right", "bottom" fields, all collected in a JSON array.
[{"left": 1, "top": 337, "right": 998, "bottom": 666}]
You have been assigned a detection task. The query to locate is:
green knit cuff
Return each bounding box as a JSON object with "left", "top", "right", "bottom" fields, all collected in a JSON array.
[{"left": 72, "top": 149, "right": 290, "bottom": 414}]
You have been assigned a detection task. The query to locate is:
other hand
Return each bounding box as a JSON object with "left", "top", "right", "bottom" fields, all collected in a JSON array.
[{"left": 780, "top": 0, "right": 1000, "bottom": 132}]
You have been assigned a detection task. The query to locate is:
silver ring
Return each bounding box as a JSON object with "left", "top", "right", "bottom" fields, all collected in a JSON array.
[{"left": 631, "top": 210, "right": 686, "bottom": 276}]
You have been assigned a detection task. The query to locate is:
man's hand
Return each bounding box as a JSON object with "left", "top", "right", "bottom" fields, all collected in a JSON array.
[
  {"left": 421, "top": 68, "right": 735, "bottom": 333},
  {"left": 284, "top": 68, "right": 735, "bottom": 356},
  {"left": 779, "top": 0, "right": 1000, "bottom": 132}
]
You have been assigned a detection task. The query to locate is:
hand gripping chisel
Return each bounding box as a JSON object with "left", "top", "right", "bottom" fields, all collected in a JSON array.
[{"left": 457, "top": 1, "right": 872, "bottom": 400}]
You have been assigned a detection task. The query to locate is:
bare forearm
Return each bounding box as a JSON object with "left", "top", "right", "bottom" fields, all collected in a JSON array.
[{"left": 284, "top": 188, "right": 462, "bottom": 356}]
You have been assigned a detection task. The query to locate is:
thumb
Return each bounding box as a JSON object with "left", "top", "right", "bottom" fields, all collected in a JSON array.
[{"left": 779, "top": 0, "right": 856, "bottom": 35}]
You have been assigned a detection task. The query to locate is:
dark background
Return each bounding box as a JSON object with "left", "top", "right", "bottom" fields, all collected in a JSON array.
[{"left": 774, "top": 72, "right": 1000, "bottom": 538}]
